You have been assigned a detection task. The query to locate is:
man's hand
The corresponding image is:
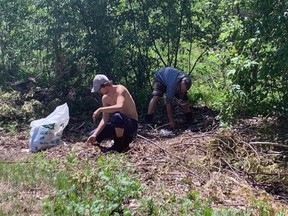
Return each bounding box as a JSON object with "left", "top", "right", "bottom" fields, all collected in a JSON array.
[
  {"left": 87, "top": 135, "right": 96, "bottom": 144},
  {"left": 92, "top": 109, "right": 100, "bottom": 123}
]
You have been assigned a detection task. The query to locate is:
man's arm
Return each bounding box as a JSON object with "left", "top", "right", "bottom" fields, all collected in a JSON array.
[
  {"left": 178, "top": 95, "right": 192, "bottom": 122},
  {"left": 166, "top": 103, "right": 175, "bottom": 130},
  {"left": 165, "top": 85, "right": 176, "bottom": 130},
  {"left": 98, "top": 88, "right": 125, "bottom": 114},
  {"left": 87, "top": 97, "right": 111, "bottom": 144},
  {"left": 92, "top": 112, "right": 109, "bottom": 136}
]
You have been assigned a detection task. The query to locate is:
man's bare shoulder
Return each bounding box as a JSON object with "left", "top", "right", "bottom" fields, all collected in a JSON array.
[
  {"left": 101, "top": 94, "right": 110, "bottom": 105},
  {"left": 115, "top": 84, "right": 128, "bottom": 93}
]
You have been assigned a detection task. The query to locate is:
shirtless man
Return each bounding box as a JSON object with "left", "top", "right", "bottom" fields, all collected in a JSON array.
[{"left": 87, "top": 74, "right": 138, "bottom": 152}]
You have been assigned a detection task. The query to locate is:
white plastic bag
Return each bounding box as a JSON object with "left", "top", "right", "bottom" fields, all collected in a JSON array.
[
  {"left": 29, "top": 103, "right": 70, "bottom": 152},
  {"left": 159, "top": 129, "right": 175, "bottom": 137}
]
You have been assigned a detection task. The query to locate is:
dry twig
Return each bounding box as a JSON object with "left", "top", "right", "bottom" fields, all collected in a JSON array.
[{"left": 249, "top": 142, "right": 288, "bottom": 148}]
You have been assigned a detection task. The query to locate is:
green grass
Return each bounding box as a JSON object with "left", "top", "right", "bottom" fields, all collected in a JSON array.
[
  {"left": 0, "top": 153, "right": 287, "bottom": 215},
  {"left": 43, "top": 154, "right": 143, "bottom": 215}
]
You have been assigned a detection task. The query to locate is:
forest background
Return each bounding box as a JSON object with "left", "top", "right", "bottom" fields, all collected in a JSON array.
[
  {"left": 1, "top": 0, "right": 288, "bottom": 215},
  {"left": 1, "top": 0, "right": 288, "bottom": 126}
]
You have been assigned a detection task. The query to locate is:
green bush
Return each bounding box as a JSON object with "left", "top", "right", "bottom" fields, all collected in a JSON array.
[
  {"left": 44, "top": 154, "right": 142, "bottom": 215},
  {"left": 0, "top": 90, "right": 44, "bottom": 127}
]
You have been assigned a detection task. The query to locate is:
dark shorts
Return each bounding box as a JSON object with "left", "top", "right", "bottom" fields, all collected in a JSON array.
[
  {"left": 152, "top": 81, "right": 189, "bottom": 101},
  {"left": 152, "top": 81, "right": 166, "bottom": 97},
  {"left": 89, "top": 112, "right": 138, "bottom": 143}
]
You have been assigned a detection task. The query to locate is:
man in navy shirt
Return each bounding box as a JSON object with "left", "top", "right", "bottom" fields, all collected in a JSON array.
[{"left": 146, "top": 67, "right": 192, "bottom": 130}]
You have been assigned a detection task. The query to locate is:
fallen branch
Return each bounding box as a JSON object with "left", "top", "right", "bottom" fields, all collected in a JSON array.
[
  {"left": 76, "top": 122, "right": 85, "bottom": 130},
  {"left": 249, "top": 142, "right": 288, "bottom": 148},
  {"left": 137, "top": 134, "right": 197, "bottom": 176},
  {"left": 248, "top": 172, "right": 288, "bottom": 176},
  {"left": 221, "top": 158, "right": 241, "bottom": 179},
  {"left": 142, "top": 122, "right": 171, "bottom": 131},
  {"left": 0, "top": 160, "right": 29, "bottom": 163},
  {"left": 239, "top": 139, "right": 260, "bottom": 160},
  {"left": 137, "top": 134, "right": 183, "bottom": 161},
  {"left": 155, "top": 123, "right": 171, "bottom": 130}
]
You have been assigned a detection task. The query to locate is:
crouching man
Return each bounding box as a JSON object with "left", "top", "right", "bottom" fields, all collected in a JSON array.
[
  {"left": 87, "top": 74, "right": 138, "bottom": 152},
  {"left": 146, "top": 67, "right": 193, "bottom": 130}
]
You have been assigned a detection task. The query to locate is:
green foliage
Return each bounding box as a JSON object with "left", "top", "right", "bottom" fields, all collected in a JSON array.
[
  {"left": 215, "top": 0, "right": 288, "bottom": 121},
  {"left": 0, "top": 152, "right": 67, "bottom": 215},
  {"left": 0, "top": 90, "right": 44, "bottom": 127},
  {"left": 249, "top": 198, "right": 288, "bottom": 216},
  {"left": 0, "top": 153, "right": 60, "bottom": 188},
  {"left": 0, "top": 0, "right": 224, "bottom": 119},
  {"left": 136, "top": 189, "right": 256, "bottom": 215},
  {"left": 44, "top": 154, "right": 142, "bottom": 215},
  {"left": 1, "top": 0, "right": 288, "bottom": 127},
  {"left": 1, "top": 150, "right": 287, "bottom": 215}
]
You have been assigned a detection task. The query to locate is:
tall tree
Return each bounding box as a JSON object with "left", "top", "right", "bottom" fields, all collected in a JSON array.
[{"left": 227, "top": 0, "right": 288, "bottom": 117}]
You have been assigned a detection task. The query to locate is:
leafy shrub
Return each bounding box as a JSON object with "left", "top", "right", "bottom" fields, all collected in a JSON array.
[
  {"left": 44, "top": 154, "right": 142, "bottom": 215},
  {"left": 0, "top": 90, "right": 45, "bottom": 130}
]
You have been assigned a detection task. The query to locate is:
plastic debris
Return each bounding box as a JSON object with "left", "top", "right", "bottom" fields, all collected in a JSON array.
[{"left": 159, "top": 129, "right": 175, "bottom": 137}]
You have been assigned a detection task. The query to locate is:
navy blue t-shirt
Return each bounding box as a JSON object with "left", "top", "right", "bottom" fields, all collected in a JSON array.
[{"left": 154, "top": 67, "right": 189, "bottom": 103}]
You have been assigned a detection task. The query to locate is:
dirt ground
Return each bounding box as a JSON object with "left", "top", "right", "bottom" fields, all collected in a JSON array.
[{"left": 1, "top": 106, "right": 288, "bottom": 213}]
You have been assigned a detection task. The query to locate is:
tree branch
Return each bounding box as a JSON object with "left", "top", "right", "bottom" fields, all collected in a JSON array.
[{"left": 189, "top": 48, "right": 208, "bottom": 76}]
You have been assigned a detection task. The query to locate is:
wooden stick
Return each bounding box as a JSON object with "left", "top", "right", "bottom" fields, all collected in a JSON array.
[
  {"left": 137, "top": 134, "right": 183, "bottom": 161},
  {"left": 155, "top": 123, "right": 171, "bottom": 130},
  {"left": 76, "top": 122, "right": 85, "bottom": 130},
  {"left": 0, "top": 161, "right": 29, "bottom": 163},
  {"left": 136, "top": 134, "right": 197, "bottom": 176},
  {"left": 248, "top": 172, "right": 288, "bottom": 176},
  {"left": 249, "top": 142, "right": 288, "bottom": 148}
]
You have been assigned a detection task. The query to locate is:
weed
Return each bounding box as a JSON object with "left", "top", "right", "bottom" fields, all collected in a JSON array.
[
  {"left": 1, "top": 152, "right": 287, "bottom": 215},
  {"left": 44, "top": 154, "right": 142, "bottom": 215}
]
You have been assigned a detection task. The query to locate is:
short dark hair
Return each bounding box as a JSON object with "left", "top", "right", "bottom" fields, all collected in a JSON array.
[{"left": 182, "top": 77, "right": 192, "bottom": 90}]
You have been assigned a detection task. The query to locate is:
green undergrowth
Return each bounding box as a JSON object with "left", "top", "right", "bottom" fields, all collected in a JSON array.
[
  {"left": 0, "top": 153, "right": 287, "bottom": 215},
  {"left": 0, "top": 91, "right": 44, "bottom": 124}
]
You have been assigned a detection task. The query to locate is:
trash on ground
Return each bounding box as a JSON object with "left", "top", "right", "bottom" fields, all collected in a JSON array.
[
  {"left": 159, "top": 129, "right": 175, "bottom": 137},
  {"left": 29, "top": 103, "right": 70, "bottom": 152}
]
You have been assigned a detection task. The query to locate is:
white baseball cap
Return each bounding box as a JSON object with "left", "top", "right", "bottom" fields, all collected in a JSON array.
[{"left": 91, "top": 74, "right": 109, "bottom": 93}]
